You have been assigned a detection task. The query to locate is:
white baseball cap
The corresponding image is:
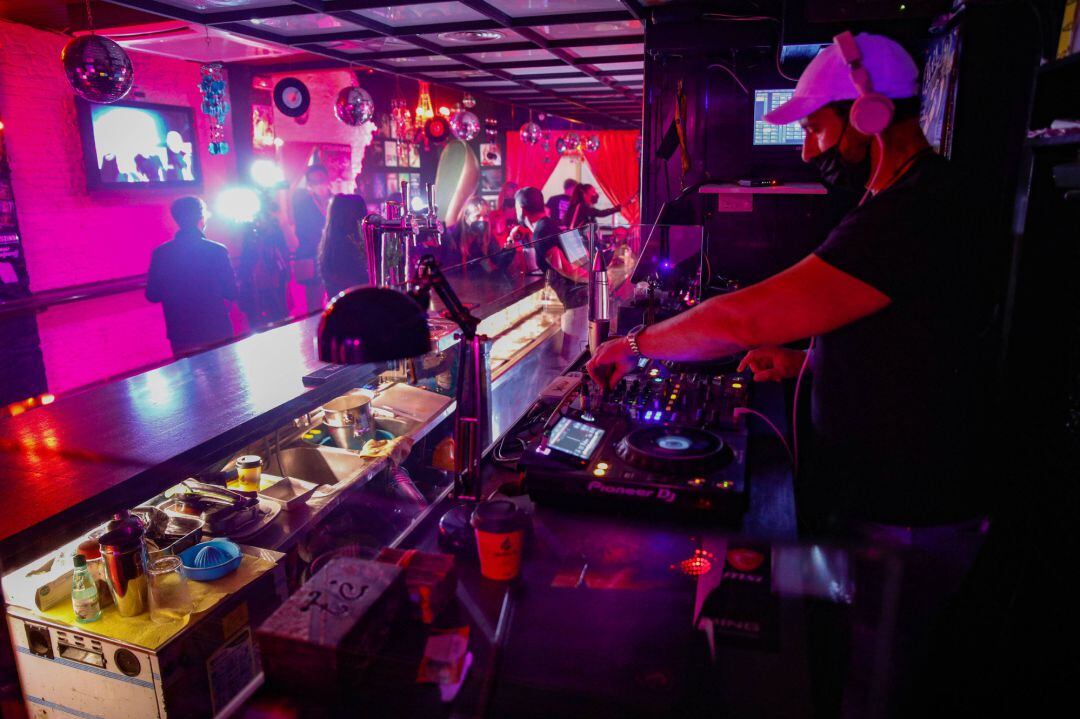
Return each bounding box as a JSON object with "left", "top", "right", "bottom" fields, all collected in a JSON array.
[{"left": 764, "top": 33, "right": 919, "bottom": 126}]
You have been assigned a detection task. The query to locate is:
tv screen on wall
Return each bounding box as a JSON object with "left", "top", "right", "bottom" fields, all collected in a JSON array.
[{"left": 76, "top": 99, "right": 201, "bottom": 188}]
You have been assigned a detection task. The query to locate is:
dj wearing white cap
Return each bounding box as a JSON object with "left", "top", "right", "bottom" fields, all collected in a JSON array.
[{"left": 588, "top": 33, "right": 990, "bottom": 540}]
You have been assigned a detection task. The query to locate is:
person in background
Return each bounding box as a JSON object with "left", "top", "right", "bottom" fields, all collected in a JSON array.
[
  {"left": 545, "top": 178, "right": 577, "bottom": 229},
  {"left": 563, "top": 183, "right": 622, "bottom": 229},
  {"left": 489, "top": 181, "right": 519, "bottom": 246},
  {"left": 352, "top": 172, "right": 371, "bottom": 215},
  {"left": 291, "top": 164, "right": 332, "bottom": 312},
  {"left": 237, "top": 199, "right": 291, "bottom": 331},
  {"left": 511, "top": 187, "right": 588, "bottom": 357},
  {"left": 317, "top": 194, "right": 370, "bottom": 299},
  {"left": 450, "top": 196, "right": 514, "bottom": 276},
  {"left": 146, "top": 197, "right": 238, "bottom": 357}
]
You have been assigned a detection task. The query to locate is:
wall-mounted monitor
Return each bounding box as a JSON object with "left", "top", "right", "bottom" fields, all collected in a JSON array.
[
  {"left": 76, "top": 99, "right": 201, "bottom": 188},
  {"left": 752, "top": 89, "right": 805, "bottom": 147}
]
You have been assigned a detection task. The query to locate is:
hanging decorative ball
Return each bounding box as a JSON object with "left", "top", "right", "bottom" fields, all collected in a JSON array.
[
  {"left": 518, "top": 121, "right": 542, "bottom": 146},
  {"left": 461, "top": 93, "right": 477, "bottom": 109},
  {"left": 563, "top": 132, "right": 581, "bottom": 152},
  {"left": 449, "top": 110, "right": 480, "bottom": 142},
  {"left": 62, "top": 35, "right": 133, "bottom": 104},
  {"left": 538, "top": 112, "right": 547, "bottom": 121},
  {"left": 334, "top": 86, "right": 374, "bottom": 126},
  {"left": 555, "top": 137, "right": 567, "bottom": 155},
  {"left": 584, "top": 135, "right": 601, "bottom": 153},
  {"left": 198, "top": 62, "right": 230, "bottom": 155},
  {"left": 483, "top": 117, "right": 498, "bottom": 139}
]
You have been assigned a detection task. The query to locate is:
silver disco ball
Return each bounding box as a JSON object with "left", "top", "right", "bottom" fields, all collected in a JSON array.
[
  {"left": 584, "top": 135, "right": 601, "bottom": 153},
  {"left": 62, "top": 35, "right": 134, "bottom": 104},
  {"left": 449, "top": 110, "right": 480, "bottom": 141},
  {"left": 334, "top": 86, "right": 374, "bottom": 125},
  {"left": 563, "top": 132, "right": 581, "bottom": 152},
  {"left": 555, "top": 137, "right": 567, "bottom": 155},
  {"left": 519, "top": 121, "right": 542, "bottom": 146}
]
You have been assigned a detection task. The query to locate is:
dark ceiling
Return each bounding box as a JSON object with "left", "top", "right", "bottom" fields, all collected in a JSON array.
[{"left": 83, "top": 0, "right": 669, "bottom": 127}]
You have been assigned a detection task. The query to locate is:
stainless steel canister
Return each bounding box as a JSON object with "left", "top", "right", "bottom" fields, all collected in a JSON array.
[
  {"left": 321, "top": 394, "right": 374, "bottom": 450},
  {"left": 97, "top": 525, "right": 148, "bottom": 617}
]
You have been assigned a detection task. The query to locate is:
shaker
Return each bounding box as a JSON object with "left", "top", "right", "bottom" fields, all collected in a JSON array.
[{"left": 97, "top": 524, "right": 148, "bottom": 617}]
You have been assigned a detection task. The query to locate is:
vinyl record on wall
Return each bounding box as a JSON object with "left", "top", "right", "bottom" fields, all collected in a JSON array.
[{"left": 273, "top": 77, "right": 310, "bottom": 118}]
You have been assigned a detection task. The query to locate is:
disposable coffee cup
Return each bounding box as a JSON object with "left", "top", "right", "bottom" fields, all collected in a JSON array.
[{"left": 471, "top": 500, "right": 526, "bottom": 581}]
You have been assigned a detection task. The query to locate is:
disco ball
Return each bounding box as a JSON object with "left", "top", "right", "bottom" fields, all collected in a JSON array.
[
  {"left": 449, "top": 110, "right": 480, "bottom": 141},
  {"left": 334, "top": 86, "right": 374, "bottom": 126},
  {"left": 563, "top": 132, "right": 581, "bottom": 152},
  {"left": 61, "top": 35, "right": 133, "bottom": 104},
  {"left": 538, "top": 112, "right": 547, "bottom": 121},
  {"left": 584, "top": 135, "right": 601, "bottom": 153},
  {"left": 555, "top": 137, "right": 567, "bottom": 155},
  {"left": 461, "top": 92, "right": 477, "bottom": 109},
  {"left": 483, "top": 117, "right": 498, "bottom": 139},
  {"left": 518, "top": 121, "right": 542, "bottom": 146}
]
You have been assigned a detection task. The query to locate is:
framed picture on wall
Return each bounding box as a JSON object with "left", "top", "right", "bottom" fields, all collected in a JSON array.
[
  {"left": 386, "top": 172, "right": 399, "bottom": 196},
  {"left": 480, "top": 167, "right": 503, "bottom": 194},
  {"left": 384, "top": 140, "right": 399, "bottom": 167},
  {"left": 397, "top": 142, "right": 411, "bottom": 168},
  {"left": 479, "top": 143, "right": 502, "bottom": 167},
  {"left": 408, "top": 143, "right": 421, "bottom": 168}
]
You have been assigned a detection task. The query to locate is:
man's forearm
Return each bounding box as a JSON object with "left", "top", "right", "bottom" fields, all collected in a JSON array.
[{"left": 634, "top": 295, "right": 754, "bottom": 361}]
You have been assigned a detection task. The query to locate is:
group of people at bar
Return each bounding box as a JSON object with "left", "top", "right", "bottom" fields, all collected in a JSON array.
[{"left": 144, "top": 166, "right": 623, "bottom": 358}]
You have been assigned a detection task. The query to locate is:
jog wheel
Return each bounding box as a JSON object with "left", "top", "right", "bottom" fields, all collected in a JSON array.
[{"left": 615, "top": 425, "right": 729, "bottom": 474}]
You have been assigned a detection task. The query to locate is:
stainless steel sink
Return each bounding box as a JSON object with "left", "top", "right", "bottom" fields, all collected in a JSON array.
[{"left": 264, "top": 446, "right": 372, "bottom": 487}]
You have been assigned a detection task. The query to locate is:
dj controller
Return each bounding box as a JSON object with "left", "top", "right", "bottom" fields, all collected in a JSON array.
[{"left": 517, "top": 358, "right": 751, "bottom": 520}]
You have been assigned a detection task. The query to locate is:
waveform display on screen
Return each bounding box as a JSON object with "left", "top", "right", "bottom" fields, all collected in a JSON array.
[{"left": 753, "top": 89, "right": 805, "bottom": 146}]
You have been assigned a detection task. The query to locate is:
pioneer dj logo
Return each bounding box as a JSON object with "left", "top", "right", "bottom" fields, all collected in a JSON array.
[{"left": 586, "top": 481, "right": 677, "bottom": 503}]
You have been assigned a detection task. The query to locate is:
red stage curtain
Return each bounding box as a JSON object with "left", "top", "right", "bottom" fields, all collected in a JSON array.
[
  {"left": 505, "top": 132, "right": 559, "bottom": 191},
  {"left": 585, "top": 130, "right": 641, "bottom": 224}
]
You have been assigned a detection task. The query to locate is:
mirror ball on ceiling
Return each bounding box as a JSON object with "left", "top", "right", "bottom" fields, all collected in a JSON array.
[
  {"left": 585, "top": 135, "right": 600, "bottom": 153},
  {"left": 555, "top": 137, "right": 567, "bottom": 155},
  {"left": 334, "top": 86, "right": 374, "bottom": 126},
  {"left": 449, "top": 110, "right": 480, "bottom": 142},
  {"left": 519, "top": 121, "right": 542, "bottom": 146},
  {"left": 61, "top": 35, "right": 133, "bottom": 104},
  {"left": 563, "top": 132, "right": 581, "bottom": 152}
]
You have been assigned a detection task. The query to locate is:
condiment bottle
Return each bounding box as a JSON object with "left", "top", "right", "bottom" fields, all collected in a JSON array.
[
  {"left": 234, "top": 455, "right": 263, "bottom": 493},
  {"left": 71, "top": 555, "right": 101, "bottom": 623}
]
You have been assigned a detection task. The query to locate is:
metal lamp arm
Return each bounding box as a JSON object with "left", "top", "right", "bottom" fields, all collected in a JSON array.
[{"left": 410, "top": 254, "right": 480, "bottom": 339}]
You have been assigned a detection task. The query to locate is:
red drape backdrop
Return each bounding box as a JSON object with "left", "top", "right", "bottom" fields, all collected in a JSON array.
[
  {"left": 505, "top": 129, "right": 640, "bottom": 223},
  {"left": 585, "top": 130, "right": 641, "bottom": 224}
]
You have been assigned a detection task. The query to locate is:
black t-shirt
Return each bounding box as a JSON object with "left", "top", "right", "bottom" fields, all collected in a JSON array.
[
  {"left": 809, "top": 153, "right": 990, "bottom": 525},
  {"left": 546, "top": 194, "right": 571, "bottom": 227},
  {"left": 533, "top": 217, "right": 587, "bottom": 308}
]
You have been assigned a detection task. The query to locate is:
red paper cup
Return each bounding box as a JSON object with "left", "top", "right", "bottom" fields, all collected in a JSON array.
[{"left": 471, "top": 500, "right": 526, "bottom": 581}]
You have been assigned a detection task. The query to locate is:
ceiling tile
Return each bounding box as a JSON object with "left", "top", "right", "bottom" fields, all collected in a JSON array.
[
  {"left": 590, "top": 61, "right": 643, "bottom": 72},
  {"left": 609, "top": 74, "right": 643, "bottom": 81},
  {"left": 483, "top": 0, "right": 625, "bottom": 16},
  {"left": 465, "top": 48, "right": 558, "bottom": 63},
  {"left": 380, "top": 54, "right": 461, "bottom": 66},
  {"left": 154, "top": 0, "right": 290, "bottom": 11},
  {"left": 412, "top": 28, "right": 527, "bottom": 47},
  {"left": 423, "top": 69, "right": 494, "bottom": 79},
  {"left": 318, "top": 36, "right": 415, "bottom": 53},
  {"left": 504, "top": 66, "right": 582, "bottom": 76},
  {"left": 533, "top": 76, "right": 603, "bottom": 85},
  {"left": 532, "top": 19, "right": 641, "bottom": 40},
  {"left": 352, "top": 3, "right": 488, "bottom": 28},
  {"left": 566, "top": 43, "right": 643, "bottom": 58},
  {"left": 246, "top": 13, "right": 361, "bottom": 36},
  {"left": 456, "top": 80, "right": 520, "bottom": 87}
]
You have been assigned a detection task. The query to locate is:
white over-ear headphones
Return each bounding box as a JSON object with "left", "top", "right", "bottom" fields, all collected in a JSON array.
[{"left": 833, "top": 31, "right": 894, "bottom": 136}]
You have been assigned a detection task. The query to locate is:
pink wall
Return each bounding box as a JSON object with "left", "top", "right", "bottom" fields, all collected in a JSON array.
[{"left": 0, "top": 20, "right": 238, "bottom": 395}]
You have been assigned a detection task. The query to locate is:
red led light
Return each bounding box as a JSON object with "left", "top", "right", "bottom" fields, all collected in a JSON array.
[{"left": 673, "top": 548, "right": 715, "bottom": 576}]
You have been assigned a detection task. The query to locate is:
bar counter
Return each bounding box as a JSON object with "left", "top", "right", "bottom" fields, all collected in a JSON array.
[{"left": 0, "top": 270, "right": 546, "bottom": 568}]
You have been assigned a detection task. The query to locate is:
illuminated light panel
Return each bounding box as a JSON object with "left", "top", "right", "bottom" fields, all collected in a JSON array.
[
  {"left": 592, "top": 467, "right": 606, "bottom": 477},
  {"left": 731, "top": 382, "right": 743, "bottom": 389},
  {"left": 596, "top": 462, "right": 609, "bottom": 470}
]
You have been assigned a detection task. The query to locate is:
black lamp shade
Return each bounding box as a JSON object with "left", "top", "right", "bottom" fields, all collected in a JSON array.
[{"left": 317, "top": 286, "right": 431, "bottom": 364}]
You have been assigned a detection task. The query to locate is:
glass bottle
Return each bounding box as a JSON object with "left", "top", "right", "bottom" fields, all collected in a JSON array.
[{"left": 71, "top": 554, "right": 101, "bottom": 623}]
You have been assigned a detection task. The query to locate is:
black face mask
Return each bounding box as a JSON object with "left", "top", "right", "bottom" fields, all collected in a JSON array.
[
  {"left": 811, "top": 120, "right": 871, "bottom": 192},
  {"left": 470, "top": 220, "right": 489, "bottom": 234}
]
